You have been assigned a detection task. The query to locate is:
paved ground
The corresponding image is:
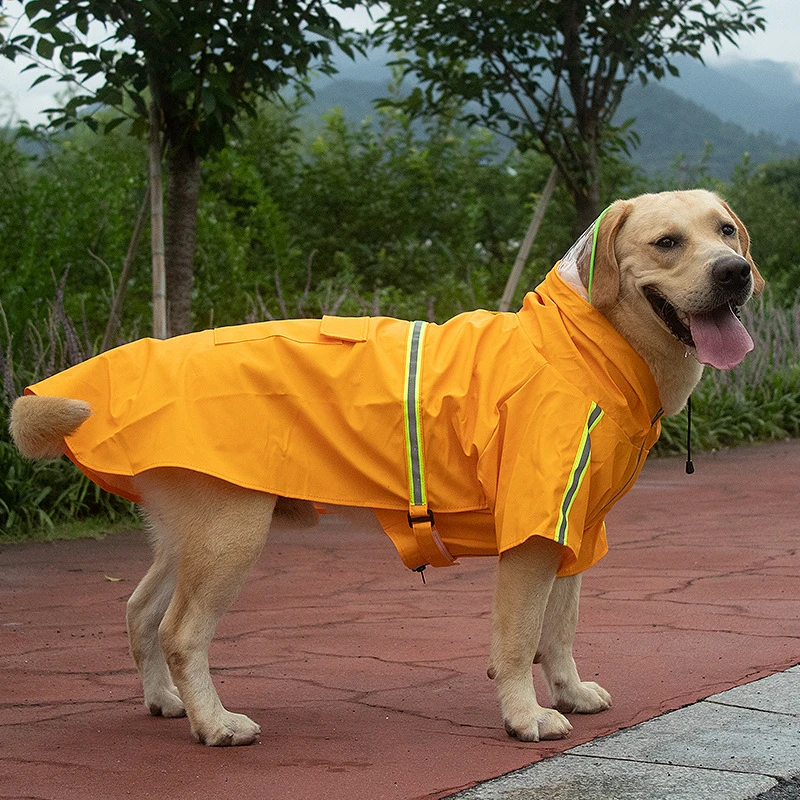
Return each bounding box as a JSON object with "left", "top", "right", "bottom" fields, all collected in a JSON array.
[
  {"left": 1, "top": 439, "right": 799, "bottom": 800},
  {"left": 450, "top": 667, "right": 800, "bottom": 799}
]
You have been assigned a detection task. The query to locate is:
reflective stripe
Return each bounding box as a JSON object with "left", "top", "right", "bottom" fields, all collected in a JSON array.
[
  {"left": 403, "top": 321, "right": 427, "bottom": 508},
  {"left": 402, "top": 321, "right": 458, "bottom": 569},
  {"left": 587, "top": 206, "right": 610, "bottom": 304},
  {"left": 402, "top": 320, "right": 458, "bottom": 569},
  {"left": 555, "top": 403, "right": 603, "bottom": 546}
]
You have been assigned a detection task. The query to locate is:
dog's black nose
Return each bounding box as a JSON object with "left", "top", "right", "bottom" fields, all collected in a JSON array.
[{"left": 712, "top": 255, "right": 751, "bottom": 293}]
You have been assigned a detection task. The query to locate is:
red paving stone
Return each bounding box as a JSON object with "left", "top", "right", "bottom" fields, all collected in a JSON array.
[{"left": 1, "top": 440, "right": 799, "bottom": 800}]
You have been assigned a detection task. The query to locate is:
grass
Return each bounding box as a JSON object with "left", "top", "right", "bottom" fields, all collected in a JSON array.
[
  {"left": 0, "top": 438, "right": 139, "bottom": 541},
  {"left": 0, "top": 515, "right": 142, "bottom": 546}
]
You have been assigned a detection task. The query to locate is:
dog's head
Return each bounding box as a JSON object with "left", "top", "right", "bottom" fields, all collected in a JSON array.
[{"left": 580, "top": 189, "right": 764, "bottom": 371}]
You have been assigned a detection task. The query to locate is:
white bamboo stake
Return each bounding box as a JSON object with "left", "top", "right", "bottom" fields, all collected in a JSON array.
[
  {"left": 499, "top": 164, "right": 559, "bottom": 312},
  {"left": 101, "top": 186, "right": 150, "bottom": 351},
  {"left": 149, "top": 99, "right": 168, "bottom": 339}
]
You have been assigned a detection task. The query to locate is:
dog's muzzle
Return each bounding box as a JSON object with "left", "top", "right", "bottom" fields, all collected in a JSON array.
[{"left": 643, "top": 254, "right": 755, "bottom": 370}]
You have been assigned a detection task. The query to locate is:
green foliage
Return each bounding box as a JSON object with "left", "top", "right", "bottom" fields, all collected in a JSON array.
[
  {"left": 294, "top": 109, "right": 499, "bottom": 289},
  {"left": 1, "top": 0, "right": 362, "bottom": 155},
  {"left": 2, "top": 0, "right": 369, "bottom": 334},
  {"left": 372, "top": 0, "right": 766, "bottom": 225},
  {"left": 191, "top": 101, "right": 594, "bottom": 325},
  {"left": 725, "top": 155, "right": 800, "bottom": 300},
  {"left": 0, "top": 438, "right": 136, "bottom": 540},
  {"left": 0, "top": 127, "right": 150, "bottom": 346}
]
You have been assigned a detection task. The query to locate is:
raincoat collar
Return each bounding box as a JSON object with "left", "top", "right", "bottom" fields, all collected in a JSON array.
[{"left": 517, "top": 268, "right": 663, "bottom": 438}]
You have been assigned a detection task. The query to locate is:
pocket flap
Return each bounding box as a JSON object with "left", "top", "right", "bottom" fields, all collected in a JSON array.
[{"left": 320, "top": 315, "right": 369, "bottom": 342}]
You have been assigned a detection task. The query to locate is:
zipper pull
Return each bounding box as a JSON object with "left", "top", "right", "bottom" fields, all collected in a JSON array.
[{"left": 685, "top": 395, "right": 695, "bottom": 475}]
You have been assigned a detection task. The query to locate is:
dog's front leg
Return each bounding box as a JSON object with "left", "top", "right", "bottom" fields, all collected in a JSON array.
[
  {"left": 488, "top": 536, "right": 572, "bottom": 741},
  {"left": 536, "top": 574, "right": 612, "bottom": 714}
]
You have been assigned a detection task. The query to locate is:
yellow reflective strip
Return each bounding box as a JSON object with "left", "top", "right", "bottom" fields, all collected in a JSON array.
[
  {"left": 413, "top": 322, "right": 427, "bottom": 504},
  {"left": 555, "top": 403, "right": 603, "bottom": 546},
  {"left": 587, "top": 404, "right": 603, "bottom": 434},
  {"left": 403, "top": 322, "right": 416, "bottom": 503},
  {"left": 403, "top": 321, "right": 427, "bottom": 509}
]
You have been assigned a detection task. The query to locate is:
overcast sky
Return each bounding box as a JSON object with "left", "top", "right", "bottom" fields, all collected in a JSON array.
[{"left": 1, "top": 0, "right": 798, "bottom": 127}]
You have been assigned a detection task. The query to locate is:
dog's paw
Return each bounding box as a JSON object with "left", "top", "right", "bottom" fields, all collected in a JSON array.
[
  {"left": 145, "top": 686, "right": 186, "bottom": 718},
  {"left": 192, "top": 711, "right": 261, "bottom": 747},
  {"left": 552, "top": 681, "right": 612, "bottom": 714},
  {"left": 504, "top": 707, "right": 572, "bottom": 742}
]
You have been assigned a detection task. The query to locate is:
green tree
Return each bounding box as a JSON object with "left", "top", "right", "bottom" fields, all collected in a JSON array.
[
  {"left": 1, "top": 0, "right": 361, "bottom": 334},
  {"left": 726, "top": 155, "right": 800, "bottom": 299},
  {"left": 373, "top": 0, "right": 765, "bottom": 230},
  {"left": 0, "top": 127, "right": 150, "bottom": 344}
]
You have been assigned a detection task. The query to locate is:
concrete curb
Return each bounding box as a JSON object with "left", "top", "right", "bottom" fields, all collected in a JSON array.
[{"left": 448, "top": 667, "right": 800, "bottom": 799}]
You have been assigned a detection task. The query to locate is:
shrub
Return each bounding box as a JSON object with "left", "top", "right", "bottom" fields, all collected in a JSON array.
[{"left": 0, "top": 295, "right": 137, "bottom": 540}]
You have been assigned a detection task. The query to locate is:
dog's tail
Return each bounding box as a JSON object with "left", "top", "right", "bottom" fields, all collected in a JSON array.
[{"left": 9, "top": 396, "right": 91, "bottom": 459}]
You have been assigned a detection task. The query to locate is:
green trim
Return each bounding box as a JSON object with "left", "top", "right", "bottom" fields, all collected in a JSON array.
[
  {"left": 587, "top": 206, "right": 611, "bottom": 304},
  {"left": 555, "top": 403, "right": 603, "bottom": 546},
  {"left": 403, "top": 321, "right": 428, "bottom": 507}
]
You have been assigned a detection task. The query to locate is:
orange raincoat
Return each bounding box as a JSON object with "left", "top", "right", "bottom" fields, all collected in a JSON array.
[{"left": 27, "top": 268, "right": 663, "bottom": 576}]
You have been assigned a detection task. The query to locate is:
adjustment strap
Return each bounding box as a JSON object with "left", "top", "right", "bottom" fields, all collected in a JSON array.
[{"left": 403, "top": 321, "right": 457, "bottom": 568}]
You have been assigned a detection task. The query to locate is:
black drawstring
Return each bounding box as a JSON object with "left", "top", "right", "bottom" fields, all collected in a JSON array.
[{"left": 685, "top": 395, "right": 695, "bottom": 475}]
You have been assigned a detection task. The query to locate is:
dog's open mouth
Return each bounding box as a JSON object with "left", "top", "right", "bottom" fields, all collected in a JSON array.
[
  {"left": 643, "top": 287, "right": 754, "bottom": 370},
  {"left": 643, "top": 287, "right": 694, "bottom": 348}
]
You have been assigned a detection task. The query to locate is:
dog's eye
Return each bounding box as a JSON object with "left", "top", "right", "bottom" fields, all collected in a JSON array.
[
  {"left": 721, "top": 223, "right": 736, "bottom": 237},
  {"left": 654, "top": 236, "right": 678, "bottom": 249}
]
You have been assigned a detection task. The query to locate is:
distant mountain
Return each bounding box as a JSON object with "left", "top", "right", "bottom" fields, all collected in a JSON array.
[
  {"left": 616, "top": 82, "right": 798, "bottom": 177},
  {"left": 660, "top": 56, "right": 800, "bottom": 144},
  {"left": 306, "top": 78, "right": 387, "bottom": 125},
  {"left": 305, "top": 51, "right": 800, "bottom": 179}
]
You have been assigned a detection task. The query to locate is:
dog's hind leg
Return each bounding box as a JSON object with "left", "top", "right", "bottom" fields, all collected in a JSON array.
[
  {"left": 536, "top": 574, "right": 612, "bottom": 714},
  {"left": 126, "top": 535, "right": 184, "bottom": 718},
  {"left": 136, "top": 469, "right": 276, "bottom": 746}
]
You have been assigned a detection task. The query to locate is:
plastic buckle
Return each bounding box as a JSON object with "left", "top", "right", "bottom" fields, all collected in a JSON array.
[{"left": 407, "top": 509, "right": 435, "bottom": 528}]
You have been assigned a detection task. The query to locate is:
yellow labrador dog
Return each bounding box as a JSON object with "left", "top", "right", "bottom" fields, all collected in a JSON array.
[{"left": 11, "top": 189, "right": 763, "bottom": 747}]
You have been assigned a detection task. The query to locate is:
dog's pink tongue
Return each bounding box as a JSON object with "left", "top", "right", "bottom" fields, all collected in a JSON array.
[{"left": 689, "top": 305, "right": 754, "bottom": 370}]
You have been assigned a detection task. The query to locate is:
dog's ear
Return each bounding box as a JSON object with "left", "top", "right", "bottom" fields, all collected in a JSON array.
[
  {"left": 718, "top": 198, "right": 765, "bottom": 296},
  {"left": 579, "top": 200, "right": 633, "bottom": 311}
]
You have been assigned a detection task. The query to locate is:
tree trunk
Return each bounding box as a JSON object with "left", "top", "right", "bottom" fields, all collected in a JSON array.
[
  {"left": 164, "top": 144, "right": 201, "bottom": 336},
  {"left": 573, "top": 135, "right": 602, "bottom": 234},
  {"left": 574, "top": 188, "right": 600, "bottom": 235}
]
